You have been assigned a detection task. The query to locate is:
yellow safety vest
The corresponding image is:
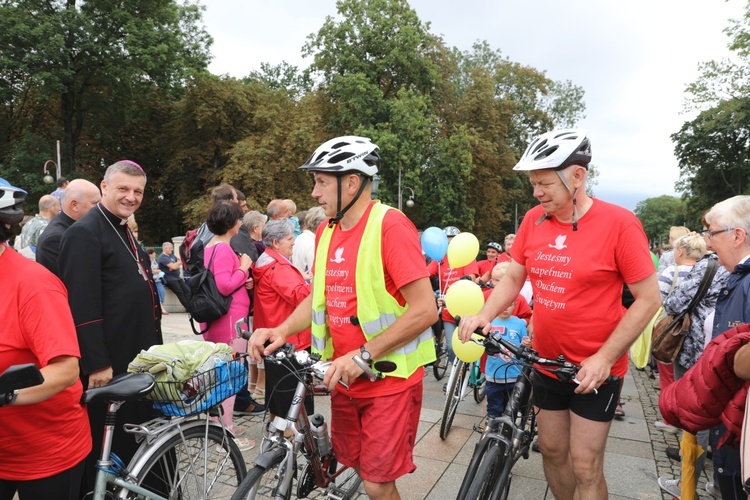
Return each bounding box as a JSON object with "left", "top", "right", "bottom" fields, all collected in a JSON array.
[{"left": 311, "top": 202, "right": 436, "bottom": 378}]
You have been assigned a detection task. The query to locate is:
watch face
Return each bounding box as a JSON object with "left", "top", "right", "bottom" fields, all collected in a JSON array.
[{"left": 360, "top": 346, "right": 371, "bottom": 361}]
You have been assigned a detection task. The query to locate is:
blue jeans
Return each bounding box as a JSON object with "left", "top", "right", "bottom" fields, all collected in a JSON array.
[
  {"left": 155, "top": 280, "right": 166, "bottom": 304},
  {"left": 444, "top": 321, "right": 457, "bottom": 363},
  {"left": 486, "top": 381, "right": 515, "bottom": 418}
]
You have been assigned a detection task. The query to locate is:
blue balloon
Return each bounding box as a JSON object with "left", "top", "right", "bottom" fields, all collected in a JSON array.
[{"left": 421, "top": 226, "right": 449, "bottom": 261}]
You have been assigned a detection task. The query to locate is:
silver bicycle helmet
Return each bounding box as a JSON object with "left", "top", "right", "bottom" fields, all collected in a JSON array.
[
  {"left": 513, "top": 129, "right": 591, "bottom": 171},
  {"left": 0, "top": 178, "right": 27, "bottom": 225},
  {"left": 299, "top": 136, "right": 380, "bottom": 177},
  {"left": 487, "top": 242, "right": 502, "bottom": 252},
  {"left": 443, "top": 226, "right": 460, "bottom": 237}
]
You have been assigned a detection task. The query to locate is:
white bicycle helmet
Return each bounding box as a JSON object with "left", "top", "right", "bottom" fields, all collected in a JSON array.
[
  {"left": 443, "top": 226, "right": 460, "bottom": 237},
  {"left": 299, "top": 136, "right": 380, "bottom": 177},
  {"left": 487, "top": 241, "right": 502, "bottom": 252},
  {"left": 0, "top": 178, "right": 27, "bottom": 225},
  {"left": 513, "top": 129, "right": 591, "bottom": 171}
]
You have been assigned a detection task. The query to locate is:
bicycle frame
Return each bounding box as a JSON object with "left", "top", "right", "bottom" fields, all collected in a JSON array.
[{"left": 445, "top": 358, "right": 472, "bottom": 401}]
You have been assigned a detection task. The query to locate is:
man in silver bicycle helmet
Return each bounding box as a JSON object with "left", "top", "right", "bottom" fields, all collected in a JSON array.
[
  {"left": 459, "top": 129, "right": 660, "bottom": 499},
  {"left": 251, "top": 135, "right": 438, "bottom": 499}
]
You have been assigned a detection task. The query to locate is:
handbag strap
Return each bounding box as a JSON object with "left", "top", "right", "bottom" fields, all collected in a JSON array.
[
  {"left": 682, "top": 258, "right": 719, "bottom": 316},
  {"left": 667, "top": 266, "right": 680, "bottom": 295}
]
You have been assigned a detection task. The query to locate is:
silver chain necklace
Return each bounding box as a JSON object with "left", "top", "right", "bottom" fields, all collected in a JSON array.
[{"left": 97, "top": 204, "right": 148, "bottom": 281}]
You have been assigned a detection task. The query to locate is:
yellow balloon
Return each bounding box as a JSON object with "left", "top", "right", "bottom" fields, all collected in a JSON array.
[
  {"left": 444, "top": 279, "right": 485, "bottom": 318},
  {"left": 451, "top": 329, "right": 485, "bottom": 363},
  {"left": 447, "top": 232, "right": 480, "bottom": 268}
]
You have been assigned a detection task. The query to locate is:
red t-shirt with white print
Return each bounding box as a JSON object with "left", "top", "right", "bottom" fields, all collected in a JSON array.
[{"left": 511, "top": 199, "right": 654, "bottom": 377}]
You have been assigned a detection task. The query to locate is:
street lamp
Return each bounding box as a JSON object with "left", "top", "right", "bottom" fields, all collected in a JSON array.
[
  {"left": 397, "top": 168, "right": 415, "bottom": 210},
  {"left": 43, "top": 160, "right": 57, "bottom": 184},
  {"left": 43, "top": 141, "right": 62, "bottom": 184}
]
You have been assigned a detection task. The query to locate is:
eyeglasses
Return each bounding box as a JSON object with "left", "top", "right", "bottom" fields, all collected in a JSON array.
[{"left": 703, "top": 228, "right": 735, "bottom": 239}]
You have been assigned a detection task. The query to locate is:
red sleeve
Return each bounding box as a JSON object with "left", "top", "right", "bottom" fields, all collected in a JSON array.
[
  {"left": 614, "top": 214, "right": 656, "bottom": 285},
  {"left": 268, "top": 264, "right": 311, "bottom": 306},
  {"left": 512, "top": 294, "right": 532, "bottom": 324},
  {"left": 427, "top": 258, "right": 438, "bottom": 277}
]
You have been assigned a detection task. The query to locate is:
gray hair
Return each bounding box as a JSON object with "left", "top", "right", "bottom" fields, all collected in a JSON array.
[
  {"left": 305, "top": 206, "right": 327, "bottom": 231},
  {"left": 38, "top": 195, "right": 58, "bottom": 213},
  {"left": 262, "top": 219, "right": 294, "bottom": 247},
  {"left": 104, "top": 160, "right": 147, "bottom": 182},
  {"left": 243, "top": 210, "right": 268, "bottom": 231},
  {"left": 266, "top": 199, "right": 286, "bottom": 219},
  {"left": 162, "top": 242, "right": 173, "bottom": 248},
  {"left": 706, "top": 195, "right": 750, "bottom": 242}
]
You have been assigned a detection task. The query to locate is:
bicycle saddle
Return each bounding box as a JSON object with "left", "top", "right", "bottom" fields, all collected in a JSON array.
[{"left": 81, "top": 373, "right": 154, "bottom": 404}]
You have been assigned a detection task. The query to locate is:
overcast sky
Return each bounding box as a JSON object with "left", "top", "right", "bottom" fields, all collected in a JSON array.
[{"left": 201, "top": 0, "right": 744, "bottom": 211}]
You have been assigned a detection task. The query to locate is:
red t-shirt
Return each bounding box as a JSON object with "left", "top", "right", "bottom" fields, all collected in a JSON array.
[
  {"left": 477, "top": 258, "right": 497, "bottom": 278},
  {"left": 427, "top": 257, "right": 480, "bottom": 321},
  {"left": 511, "top": 200, "right": 654, "bottom": 377},
  {"left": 316, "top": 202, "right": 429, "bottom": 397},
  {"left": 0, "top": 246, "right": 91, "bottom": 479}
]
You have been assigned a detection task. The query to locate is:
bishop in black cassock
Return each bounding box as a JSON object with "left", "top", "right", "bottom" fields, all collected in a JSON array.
[{"left": 58, "top": 161, "right": 162, "bottom": 494}]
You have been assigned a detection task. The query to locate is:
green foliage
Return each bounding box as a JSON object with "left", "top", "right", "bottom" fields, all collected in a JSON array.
[
  {"left": 634, "top": 195, "right": 687, "bottom": 246},
  {"left": 1, "top": 0, "right": 589, "bottom": 244}
]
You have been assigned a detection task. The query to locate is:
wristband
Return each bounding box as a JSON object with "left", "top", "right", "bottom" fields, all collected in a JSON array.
[{"left": 3, "top": 390, "right": 19, "bottom": 407}]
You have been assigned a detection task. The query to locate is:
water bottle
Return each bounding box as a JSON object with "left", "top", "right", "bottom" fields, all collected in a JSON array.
[{"left": 309, "top": 413, "right": 331, "bottom": 456}]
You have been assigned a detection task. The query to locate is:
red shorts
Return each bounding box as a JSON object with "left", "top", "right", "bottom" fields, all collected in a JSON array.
[{"left": 330, "top": 381, "right": 422, "bottom": 483}]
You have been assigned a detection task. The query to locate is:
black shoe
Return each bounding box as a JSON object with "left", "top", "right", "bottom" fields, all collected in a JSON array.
[
  {"left": 531, "top": 440, "right": 540, "bottom": 453},
  {"left": 234, "top": 398, "right": 266, "bottom": 416},
  {"left": 666, "top": 446, "right": 681, "bottom": 462}
]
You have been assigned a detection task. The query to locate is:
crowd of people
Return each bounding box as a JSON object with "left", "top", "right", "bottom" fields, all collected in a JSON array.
[{"left": 4, "top": 128, "right": 750, "bottom": 500}]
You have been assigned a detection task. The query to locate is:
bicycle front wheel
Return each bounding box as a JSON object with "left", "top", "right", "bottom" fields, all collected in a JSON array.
[
  {"left": 231, "top": 450, "right": 288, "bottom": 500},
  {"left": 465, "top": 440, "right": 510, "bottom": 500},
  {"left": 129, "top": 424, "right": 246, "bottom": 500},
  {"left": 433, "top": 326, "right": 448, "bottom": 380},
  {"left": 440, "top": 360, "right": 465, "bottom": 440},
  {"left": 473, "top": 371, "right": 486, "bottom": 404}
]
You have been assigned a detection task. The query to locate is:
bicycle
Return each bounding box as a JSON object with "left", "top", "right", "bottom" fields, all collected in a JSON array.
[
  {"left": 439, "top": 353, "right": 486, "bottom": 440},
  {"left": 231, "top": 343, "right": 386, "bottom": 500},
  {"left": 455, "top": 322, "right": 619, "bottom": 500},
  {"left": 82, "top": 354, "right": 249, "bottom": 499}
]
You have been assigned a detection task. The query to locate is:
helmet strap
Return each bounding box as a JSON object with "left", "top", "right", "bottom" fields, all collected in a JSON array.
[
  {"left": 555, "top": 169, "right": 579, "bottom": 231},
  {"left": 327, "top": 175, "right": 370, "bottom": 227}
]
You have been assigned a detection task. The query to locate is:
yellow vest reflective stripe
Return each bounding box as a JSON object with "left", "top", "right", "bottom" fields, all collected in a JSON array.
[{"left": 311, "top": 202, "right": 436, "bottom": 378}]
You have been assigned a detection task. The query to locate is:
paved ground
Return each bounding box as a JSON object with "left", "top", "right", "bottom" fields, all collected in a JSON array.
[{"left": 161, "top": 312, "right": 714, "bottom": 499}]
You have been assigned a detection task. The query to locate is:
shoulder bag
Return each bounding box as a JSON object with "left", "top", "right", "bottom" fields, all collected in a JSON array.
[{"left": 651, "top": 259, "right": 718, "bottom": 364}]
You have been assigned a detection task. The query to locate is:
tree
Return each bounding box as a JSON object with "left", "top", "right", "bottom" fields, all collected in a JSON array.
[
  {"left": 634, "top": 195, "right": 687, "bottom": 246},
  {"left": 0, "top": 0, "right": 212, "bottom": 176},
  {"left": 672, "top": 97, "right": 750, "bottom": 227}
]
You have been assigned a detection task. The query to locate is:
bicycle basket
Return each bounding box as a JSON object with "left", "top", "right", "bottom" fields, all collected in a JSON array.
[{"left": 150, "top": 358, "right": 248, "bottom": 417}]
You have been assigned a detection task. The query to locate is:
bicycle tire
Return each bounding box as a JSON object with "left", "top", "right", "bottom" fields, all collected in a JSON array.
[
  {"left": 128, "top": 424, "right": 247, "bottom": 500},
  {"left": 328, "top": 460, "right": 362, "bottom": 499},
  {"left": 433, "top": 327, "right": 448, "bottom": 380},
  {"left": 231, "top": 450, "right": 288, "bottom": 500},
  {"left": 440, "top": 360, "right": 465, "bottom": 440},
  {"left": 473, "top": 371, "right": 486, "bottom": 403},
  {"left": 465, "top": 440, "right": 510, "bottom": 500}
]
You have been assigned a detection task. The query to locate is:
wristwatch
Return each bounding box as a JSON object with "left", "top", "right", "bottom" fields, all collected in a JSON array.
[
  {"left": 359, "top": 345, "right": 373, "bottom": 364},
  {"left": 2, "top": 389, "right": 18, "bottom": 407}
]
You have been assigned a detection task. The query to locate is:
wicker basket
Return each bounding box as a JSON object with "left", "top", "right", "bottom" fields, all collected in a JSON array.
[{"left": 150, "top": 358, "right": 248, "bottom": 417}]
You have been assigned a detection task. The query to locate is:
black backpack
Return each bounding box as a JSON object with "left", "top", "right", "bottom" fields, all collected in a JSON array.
[
  {"left": 187, "top": 249, "right": 232, "bottom": 335},
  {"left": 180, "top": 228, "right": 206, "bottom": 277}
]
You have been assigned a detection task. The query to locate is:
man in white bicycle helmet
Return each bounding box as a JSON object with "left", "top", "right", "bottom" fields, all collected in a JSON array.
[
  {"left": 250, "top": 136, "right": 437, "bottom": 500},
  {"left": 459, "top": 129, "right": 660, "bottom": 499},
  {"left": 0, "top": 178, "right": 91, "bottom": 499}
]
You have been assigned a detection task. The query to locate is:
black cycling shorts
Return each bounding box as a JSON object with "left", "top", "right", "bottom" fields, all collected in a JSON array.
[{"left": 531, "top": 371, "right": 622, "bottom": 422}]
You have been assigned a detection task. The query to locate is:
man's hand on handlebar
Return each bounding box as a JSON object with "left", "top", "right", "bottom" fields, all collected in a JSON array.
[
  {"left": 456, "top": 315, "right": 492, "bottom": 343},
  {"left": 574, "top": 353, "right": 615, "bottom": 394},
  {"left": 247, "top": 327, "right": 287, "bottom": 362},
  {"left": 322, "top": 350, "right": 365, "bottom": 391}
]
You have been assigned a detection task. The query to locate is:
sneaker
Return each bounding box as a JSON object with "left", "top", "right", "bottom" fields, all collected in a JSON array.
[
  {"left": 233, "top": 436, "right": 256, "bottom": 452},
  {"left": 233, "top": 398, "right": 266, "bottom": 416},
  {"left": 657, "top": 477, "right": 681, "bottom": 498},
  {"left": 705, "top": 482, "right": 720, "bottom": 499},
  {"left": 666, "top": 446, "right": 681, "bottom": 462},
  {"left": 655, "top": 420, "right": 679, "bottom": 433}
]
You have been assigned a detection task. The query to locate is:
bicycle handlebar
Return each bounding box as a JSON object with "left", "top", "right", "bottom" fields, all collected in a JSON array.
[{"left": 454, "top": 316, "right": 620, "bottom": 390}]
